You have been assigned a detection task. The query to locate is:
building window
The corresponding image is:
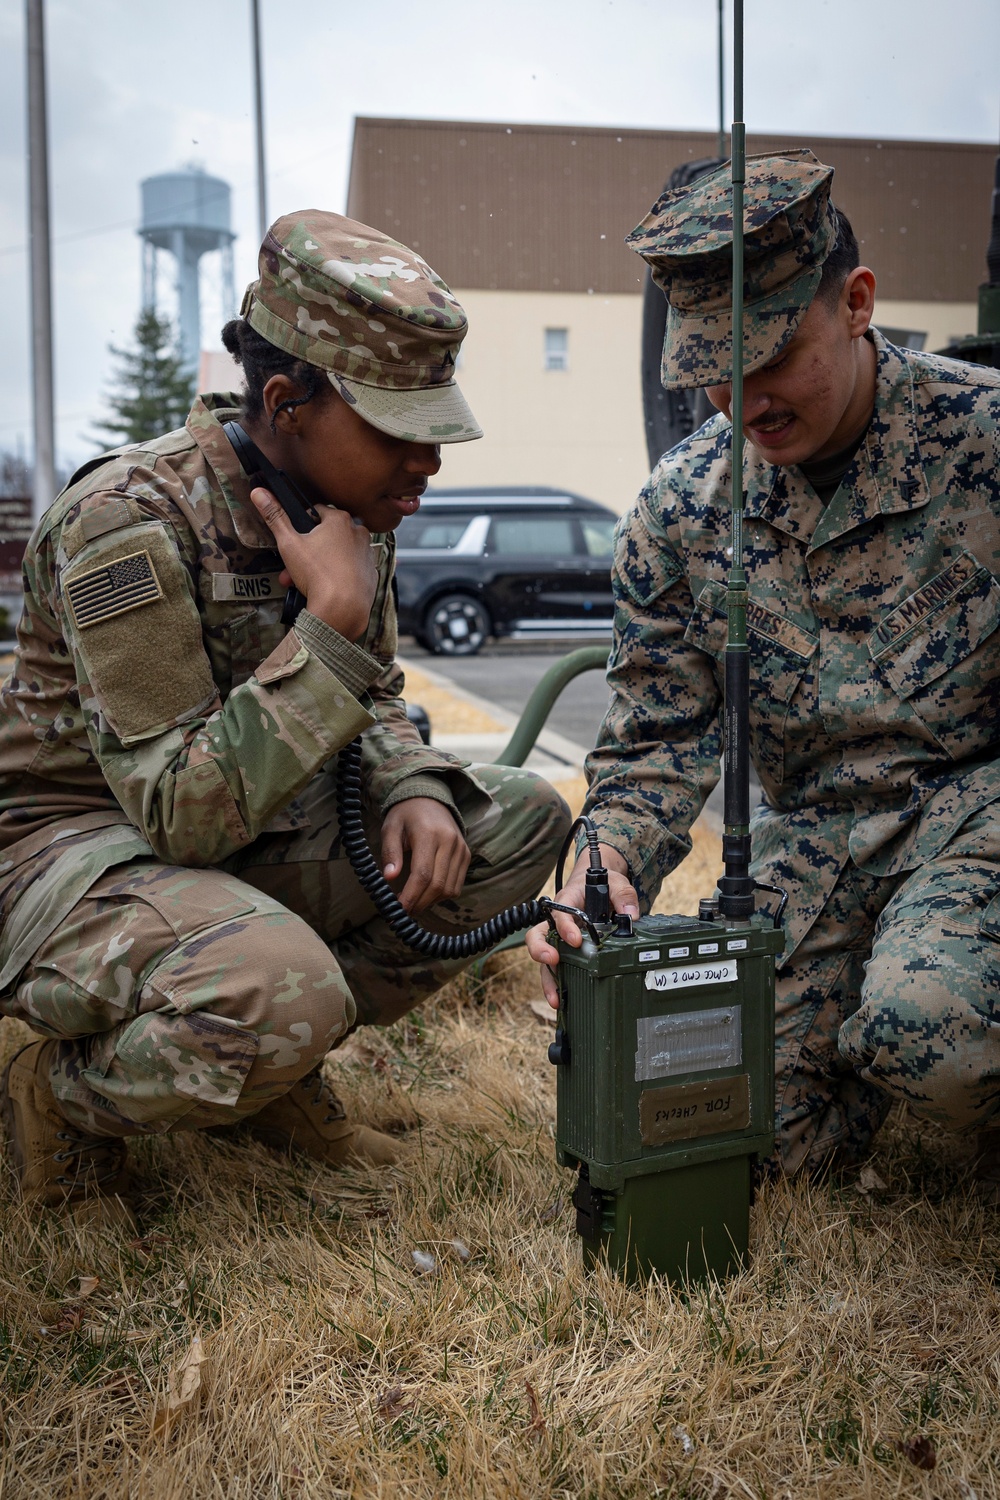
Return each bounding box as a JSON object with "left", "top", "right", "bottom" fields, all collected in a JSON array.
[{"left": 544, "top": 327, "right": 569, "bottom": 371}]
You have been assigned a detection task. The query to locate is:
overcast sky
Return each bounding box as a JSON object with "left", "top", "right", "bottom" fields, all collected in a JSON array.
[{"left": 2, "top": 0, "right": 998, "bottom": 475}]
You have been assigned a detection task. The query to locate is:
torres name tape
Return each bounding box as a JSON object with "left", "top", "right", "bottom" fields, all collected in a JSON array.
[
  {"left": 644, "top": 959, "right": 737, "bottom": 991},
  {"left": 64, "top": 549, "right": 164, "bottom": 629}
]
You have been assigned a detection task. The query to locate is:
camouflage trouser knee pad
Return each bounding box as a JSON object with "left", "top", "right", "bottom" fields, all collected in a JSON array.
[
  {"left": 838, "top": 895, "right": 1000, "bottom": 1133},
  {"left": 13, "top": 863, "right": 356, "bottom": 1137},
  {"left": 87, "top": 921, "right": 352, "bottom": 1135},
  {"left": 775, "top": 816, "right": 1000, "bottom": 1174}
]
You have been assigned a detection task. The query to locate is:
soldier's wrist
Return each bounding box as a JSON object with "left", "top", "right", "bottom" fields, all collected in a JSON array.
[
  {"left": 573, "top": 839, "right": 629, "bottom": 876},
  {"left": 294, "top": 610, "right": 381, "bottom": 700}
]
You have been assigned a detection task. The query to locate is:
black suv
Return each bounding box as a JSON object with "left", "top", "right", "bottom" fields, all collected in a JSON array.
[{"left": 394, "top": 487, "right": 618, "bottom": 655}]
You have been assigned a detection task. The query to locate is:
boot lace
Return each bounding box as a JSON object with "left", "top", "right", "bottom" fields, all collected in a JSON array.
[
  {"left": 52, "top": 1129, "right": 126, "bottom": 1189},
  {"left": 299, "top": 1071, "right": 347, "bottom": 1126}
]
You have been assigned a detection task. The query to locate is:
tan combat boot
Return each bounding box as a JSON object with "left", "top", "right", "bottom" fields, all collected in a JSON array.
[
  {"left": 245, "top": 1068, "right": 402, "bottom": 1167},
  {"left": 1, "top": 1039, "right": 133, "bottom": 1223}
]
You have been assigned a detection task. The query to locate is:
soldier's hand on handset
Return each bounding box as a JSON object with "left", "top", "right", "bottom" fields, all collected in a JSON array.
[
  {"left": 249, "top": 486, "right": 379, "bottom": 640},
  {"left": 525, "top": 845, "right": 639, "bottom": 1008}
]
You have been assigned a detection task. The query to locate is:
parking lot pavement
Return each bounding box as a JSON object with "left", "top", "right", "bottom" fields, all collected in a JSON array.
[
  {"left": 398, "top": 651, "right": 592, "bottom": 785},
  {"left": 400, "top": 638, "right": 611, "bottom": 750}
]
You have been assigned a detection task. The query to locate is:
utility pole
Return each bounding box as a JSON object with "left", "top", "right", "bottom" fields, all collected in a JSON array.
[
  {"left": 26, "top": 0, "right": 56, "bottom": 520},
  {"left": 250, "top": 0, "right": 268, "bottom": 242}
]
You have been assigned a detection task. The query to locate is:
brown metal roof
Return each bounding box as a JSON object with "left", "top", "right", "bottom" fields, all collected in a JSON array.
[{"left": 347, "top": 118, "right": 996, "bottom": 302}]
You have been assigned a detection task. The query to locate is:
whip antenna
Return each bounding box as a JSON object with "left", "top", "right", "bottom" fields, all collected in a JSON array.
[
  {"left": 545, "top": 6, "right": 785, "bottom": 1282},
  {"left": 717, "top": 0, "right": 755, "bottom": 921}
]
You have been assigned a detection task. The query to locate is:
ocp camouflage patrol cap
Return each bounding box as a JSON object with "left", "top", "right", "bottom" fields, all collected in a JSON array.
[
  {"left": 240, "top": 210, "right": 482, "bottom": 443},
  {"left": 627, "top": 149, "right": 838, "bottom": 390}
]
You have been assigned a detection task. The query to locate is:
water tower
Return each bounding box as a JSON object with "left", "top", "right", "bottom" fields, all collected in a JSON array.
[{"left": 139, "top": 166, "right": 236, "bottom": 372}]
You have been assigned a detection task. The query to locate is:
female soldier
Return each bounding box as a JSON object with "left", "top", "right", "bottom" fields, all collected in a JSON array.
[{"left": 0, "top": 211, "right": 569, "bottom": 1218}]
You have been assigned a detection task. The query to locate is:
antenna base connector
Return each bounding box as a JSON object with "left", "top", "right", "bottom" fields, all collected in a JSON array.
[{"left": 717, "top": 876, "right": 755, "bottom": 920}]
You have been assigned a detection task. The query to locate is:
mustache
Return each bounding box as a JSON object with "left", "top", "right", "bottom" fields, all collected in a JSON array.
[{"left": 747, "top": 411, "right": 795, "bottom": 428}]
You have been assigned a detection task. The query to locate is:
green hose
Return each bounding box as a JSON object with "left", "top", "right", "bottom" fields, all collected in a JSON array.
[
  {"left": 493, "top": 643, "right": 609, "bottom": 767},
  {"left": 466, "top": 640, "right": 607, "bottom": 971}
]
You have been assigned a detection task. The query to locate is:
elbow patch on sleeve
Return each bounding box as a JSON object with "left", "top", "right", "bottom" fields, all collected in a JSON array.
[
  {"left": 614, "top": 510, "right": 685, "bottom": 607},
  {"left": 61, "top": 522, "right": 218, "bottom": 745}
]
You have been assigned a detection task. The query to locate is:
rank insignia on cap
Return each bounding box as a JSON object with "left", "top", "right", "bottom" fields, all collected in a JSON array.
[{"left": 64, "top": 549, "right": 164, "bottom": 629}]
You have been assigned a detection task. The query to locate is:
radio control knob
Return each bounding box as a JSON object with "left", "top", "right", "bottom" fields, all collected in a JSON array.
[{"left": 548, "top": 1029, "right": 570, "bottom": 1066}]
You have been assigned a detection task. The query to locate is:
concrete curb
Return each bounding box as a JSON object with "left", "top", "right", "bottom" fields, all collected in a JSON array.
[{"left": 398, "top": 652, "right": 592, "bottom": 778}]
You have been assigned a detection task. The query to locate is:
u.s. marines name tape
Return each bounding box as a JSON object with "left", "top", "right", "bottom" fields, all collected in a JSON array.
[{"left": 871, "top": 552, "right": 978, "bottom": 647}]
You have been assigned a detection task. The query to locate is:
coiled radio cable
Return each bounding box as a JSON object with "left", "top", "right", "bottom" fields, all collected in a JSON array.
[{"left": 335, "top": 737, "right": 602, "bottom": 955}]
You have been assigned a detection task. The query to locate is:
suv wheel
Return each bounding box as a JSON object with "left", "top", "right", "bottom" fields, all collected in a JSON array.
[{"left": 423, "top": 593, "right": 490, "bottom": 656}]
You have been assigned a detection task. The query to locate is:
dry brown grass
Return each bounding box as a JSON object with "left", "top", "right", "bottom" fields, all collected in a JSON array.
[
  {"left": 0, "top": 785, "right": 996, "bottom": 1496},
  {"left": 1, "top": 948, "right": 998, "bottom": 1498}
]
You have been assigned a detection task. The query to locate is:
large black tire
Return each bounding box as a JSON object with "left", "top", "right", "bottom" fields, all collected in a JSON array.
[{"left": 422, "top": 592, "right": 491, "bottom": 656}]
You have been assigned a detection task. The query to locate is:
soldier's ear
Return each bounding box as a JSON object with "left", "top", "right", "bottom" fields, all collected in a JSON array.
[
  {"left": 843, "top": 267, "right": 876, "bottom": 338},
  {"left": 262, "top": 374, "right": 306, "bottom": 435}
]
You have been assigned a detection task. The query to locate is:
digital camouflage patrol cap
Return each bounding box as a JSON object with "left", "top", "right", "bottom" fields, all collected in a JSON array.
[
  {"left": 627, "top": 149, "right": 838, "bottom": 390},
  {"left": 240, "top": 210, "right": 482, "bottom": 443}
]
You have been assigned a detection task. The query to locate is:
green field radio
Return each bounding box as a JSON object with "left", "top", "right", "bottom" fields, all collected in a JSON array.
[
  {"left": 546, "top": 0, "right": 786, "bottom": 1285},
  {"left": 548, "top": 874, "right": 784, "bottom": 1284}
]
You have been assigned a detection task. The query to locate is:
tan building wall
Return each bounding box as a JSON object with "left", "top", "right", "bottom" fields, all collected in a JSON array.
[
  {"left": 437, "top": 290, "right": 980, "bottom": 514},
  {"left": 198, "top": 348, "right": 241, "bottom": 395},
  {"left": 439, "top": 290, "right": 647, "bottom": 512},
  {"left": 872, "top": 299, "right": 978, "bottom": 353}
]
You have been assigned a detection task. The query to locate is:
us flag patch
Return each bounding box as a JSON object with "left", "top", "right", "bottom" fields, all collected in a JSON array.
[{"left": 65, "top": 549, "right": 164, "bottom": 629}]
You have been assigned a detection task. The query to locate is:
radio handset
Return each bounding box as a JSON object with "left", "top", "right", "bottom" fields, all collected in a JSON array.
[{"left": 222, "top": 419, "right": 319, "bottom": 625}]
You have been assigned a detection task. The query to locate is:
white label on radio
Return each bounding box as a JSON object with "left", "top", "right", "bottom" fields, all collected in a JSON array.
[
  {"left": 638, "top": 949, "right": 660, "bottom": 963},
  {"left": 635, "top": 1004, "right": 743, "bottom": 1080},
  {"left": 727, "top": 938, "right": 749, "bottom": 952},
  {"left": 697, "top": 942, "right": 720, "bottom": 955},
  {"left": 668, "top": 946, "right": 690, "bottom": 959},
  {"left": 644, "top": 959, "right": 737, "bottom": 993}
]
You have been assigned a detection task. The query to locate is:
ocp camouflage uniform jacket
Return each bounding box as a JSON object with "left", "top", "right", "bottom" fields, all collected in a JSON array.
[
  {"left": 0, "top": 394, "right": 492, "bottom": 986},
  {"left": 586, "top": 333, "right": 1000, "bottom": 956}
]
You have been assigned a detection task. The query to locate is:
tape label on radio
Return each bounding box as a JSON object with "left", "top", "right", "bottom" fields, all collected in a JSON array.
[
  {"left": 640, "top": 1073, "right": 751, "bottom": 1145},
  {"left": 635, "top": 1004, "right": 742, "bottom": 1080},
  {"left": 644, "top": 958, "right": 737, "bottom": 992}
]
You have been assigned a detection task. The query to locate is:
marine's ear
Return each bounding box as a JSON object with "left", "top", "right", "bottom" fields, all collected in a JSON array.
[{"left": 842, "top": 266, "right": 876, "bottom": 339}]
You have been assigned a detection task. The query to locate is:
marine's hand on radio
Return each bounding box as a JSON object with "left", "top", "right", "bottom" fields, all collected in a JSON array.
[
  {"left": 380, "top": 797, "right": 472, "bottom": 913},
  {"left": 249, "top": 486, "right": 378, "bottom": 640},
  {"left": 526, "top": 846, "right": 639, "bottom": 1007}
]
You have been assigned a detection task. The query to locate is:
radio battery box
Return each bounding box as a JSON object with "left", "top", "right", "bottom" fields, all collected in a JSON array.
[{"left": 551, "top": 907, "right": 784, "bottom": 1283}]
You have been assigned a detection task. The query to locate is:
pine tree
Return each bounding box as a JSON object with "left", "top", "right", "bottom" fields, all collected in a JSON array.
[{"left": 92, "top": 309, "right": 196, "bottom": 448}]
